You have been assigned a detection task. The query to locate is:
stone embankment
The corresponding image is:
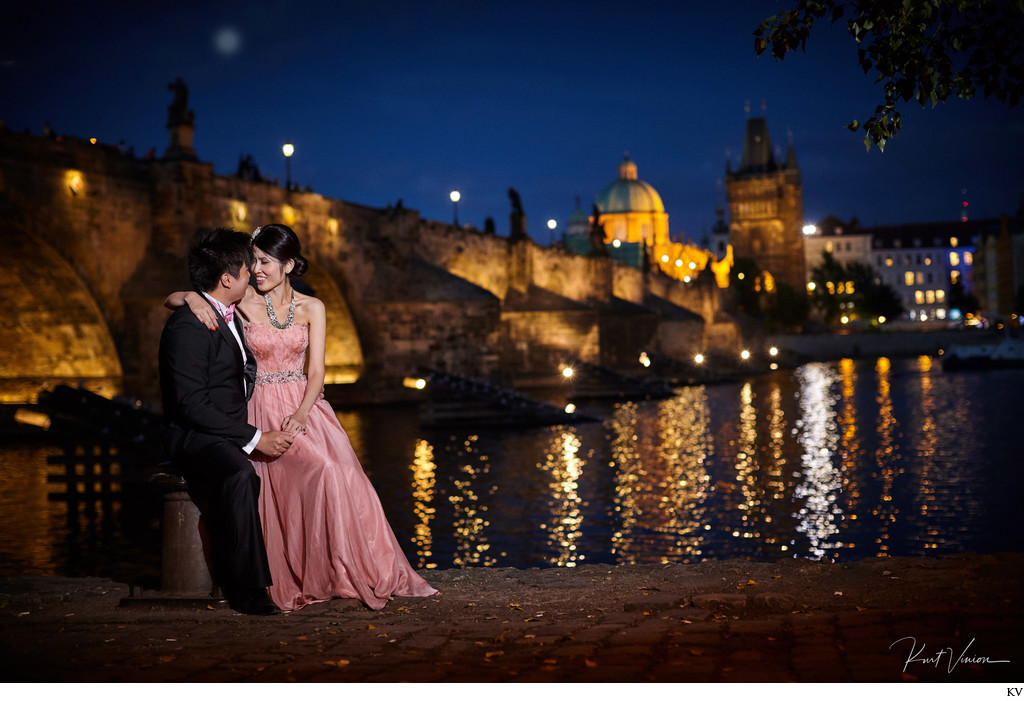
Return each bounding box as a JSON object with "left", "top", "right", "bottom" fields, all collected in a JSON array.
[
  {"left": 2, "top": 553, "right": 1021, "bottom": 683},
  {"left": 767, "top": 328, "right": 1005, "bottom": 362}
]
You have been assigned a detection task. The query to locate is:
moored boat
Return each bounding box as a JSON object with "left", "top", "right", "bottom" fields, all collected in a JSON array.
[{"left": 941, "top": 335, "right": 1024, "bottom": 370}]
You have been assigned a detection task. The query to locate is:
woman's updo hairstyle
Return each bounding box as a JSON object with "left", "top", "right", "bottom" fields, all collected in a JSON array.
[{"left": 252, "top": 223, "right": 308, "bottom": 276}]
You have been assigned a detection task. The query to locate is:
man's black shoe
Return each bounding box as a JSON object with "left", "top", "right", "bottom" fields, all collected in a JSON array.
[{"left": 227, "top": 587, "right": 281, "bottom": 616}]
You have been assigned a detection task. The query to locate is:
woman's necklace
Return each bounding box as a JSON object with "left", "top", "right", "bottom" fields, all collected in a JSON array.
[{"left": 265, "top": 292, "right": 295, "bottom": 329}]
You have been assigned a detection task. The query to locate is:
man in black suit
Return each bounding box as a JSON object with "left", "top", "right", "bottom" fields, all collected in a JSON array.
[{"left": 159, "top": 228, "right": 293, "bottom": 615}]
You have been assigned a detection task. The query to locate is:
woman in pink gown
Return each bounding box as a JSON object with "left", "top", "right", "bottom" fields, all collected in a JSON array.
[{"left": 169, "top": 224, "right": 436, "bottom": 611}]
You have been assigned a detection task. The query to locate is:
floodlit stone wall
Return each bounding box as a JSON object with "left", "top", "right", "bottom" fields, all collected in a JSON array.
[{"left": 1, "top": 127, "right": 735, "bottom": 403}]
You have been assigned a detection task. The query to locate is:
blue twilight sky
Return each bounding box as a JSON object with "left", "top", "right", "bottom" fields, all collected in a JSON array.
[{"left": 3, "top": 1, "right": 1022, "bottom": 242}]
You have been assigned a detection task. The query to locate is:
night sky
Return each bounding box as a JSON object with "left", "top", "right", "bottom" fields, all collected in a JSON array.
[{"left": 3, "top": 1, "right": 1022, "bottom": 242}]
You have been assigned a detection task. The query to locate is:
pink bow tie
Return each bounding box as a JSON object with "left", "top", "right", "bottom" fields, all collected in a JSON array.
[{"left": 224, "top": 304, "right": 235, "bottom": 323}]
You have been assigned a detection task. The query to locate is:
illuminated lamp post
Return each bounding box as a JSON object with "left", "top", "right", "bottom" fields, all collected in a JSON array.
[
  {"left": 450, "top": 190, "right": 460, "bottom": 226},
  {"left": 547, "top": 218, "right": 557, "bottom": 246},
  {"left": 282, "top": 143, "right": 294, "bottom": 190}
]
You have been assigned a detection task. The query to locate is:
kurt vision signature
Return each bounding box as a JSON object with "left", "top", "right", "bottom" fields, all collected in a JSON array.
[{"left": 890, "top": 636, "right": 1012, "bottom": 674}]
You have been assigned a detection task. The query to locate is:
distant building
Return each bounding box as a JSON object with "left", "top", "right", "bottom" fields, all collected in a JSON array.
[
  {"left": 803, "top": 215, "right": 873, "bottom": 284},
  {"left": 725, "top": 116, "right": 805, "bottom": 292},
  {"left": 802, "top": 216, "right": 1017, "bottom": 323},
  {"left": 566, "top": 155, "right": 732, "bottom": 287},
  {"left": 707, "top": 206, "right": 730, "bottom": 262},
  {"left": 972, "top": 215, "right": 1024, "bottom": 318},
  {"left": 595, "top": 153, "right": 670, "bottom": 248}
]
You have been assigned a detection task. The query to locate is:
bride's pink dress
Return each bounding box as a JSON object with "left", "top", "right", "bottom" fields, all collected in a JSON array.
[{"left": 244, "top": 321, "right": 437, "bottom": 611}]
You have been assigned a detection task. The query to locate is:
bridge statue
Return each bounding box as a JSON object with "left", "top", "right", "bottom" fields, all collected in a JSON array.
[
  {"left": 588, "top": 204, "right": 610, "bottom": 257},
  {"left": 508, "top": 188, "right": 529, "bottom": 241},
  {"left": 166, "top": 78, "right": 195, "bottom": 128},
  {"left": 165, "top": 78, "right": 197, "bottom": 159}
]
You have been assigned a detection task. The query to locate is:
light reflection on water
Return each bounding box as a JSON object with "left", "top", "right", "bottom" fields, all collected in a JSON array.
[{"left": 2, "top": 357, "right": 1022, "bottom": 578}]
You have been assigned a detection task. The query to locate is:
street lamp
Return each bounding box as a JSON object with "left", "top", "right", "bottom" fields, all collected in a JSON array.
[
  {"left": 282, "top": 143, "right": 294, "bottom": 190},
  {"left": 547, "top": 218, "right": 557, "bottom": 246},
  {"left": 450, "top": 190, "right": 460, "bottom": 226}
]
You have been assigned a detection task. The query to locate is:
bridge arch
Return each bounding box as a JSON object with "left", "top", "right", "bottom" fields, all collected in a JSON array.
[
  {"left": 302, "top": 258, "right": 364, "bottom": 384},
  {"left": 1, "top": 227, "right": 122, "bottom": 402}
]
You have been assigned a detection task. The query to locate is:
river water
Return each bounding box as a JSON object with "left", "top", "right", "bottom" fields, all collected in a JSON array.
[{"left": 1, "top": 356, "right": 1021, "bottom": 582}]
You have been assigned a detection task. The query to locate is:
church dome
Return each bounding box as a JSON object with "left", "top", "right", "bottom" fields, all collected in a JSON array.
[
  {"left": 566, "top": 196, "right": 590, "bottom": 236},
  {"left": 595, "top": 154, "right": 665, "bottom": 215}
]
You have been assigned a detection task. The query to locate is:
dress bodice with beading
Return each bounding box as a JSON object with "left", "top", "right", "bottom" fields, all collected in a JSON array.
[{"left": 244, "top": 322, "right": 307, "bottom": 380}]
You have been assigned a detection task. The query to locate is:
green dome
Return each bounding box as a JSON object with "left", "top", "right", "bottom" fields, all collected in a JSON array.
[
  {"left": 595, "top": 155, "right": 665, "bottom": 215},
  {"left": 568, "top": 206, "right": 589, "bottom": 227}
]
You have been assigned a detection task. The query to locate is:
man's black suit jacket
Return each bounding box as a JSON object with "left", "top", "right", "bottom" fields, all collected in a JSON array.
[{"left": 159, "top": 299, "right": 258, "bottom": 458}]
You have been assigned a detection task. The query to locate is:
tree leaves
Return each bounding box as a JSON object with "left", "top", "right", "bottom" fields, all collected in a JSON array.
[
  {"left": 809, "top": 251, "right": 904, "bottom": 322},
  {"left": 754, "top": 0, "right": 1024, "bottom": 151}
]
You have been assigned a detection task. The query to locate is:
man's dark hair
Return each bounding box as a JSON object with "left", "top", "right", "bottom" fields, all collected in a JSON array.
[{"left": 188, "top": 228, "right": 255, "bottom": 292}]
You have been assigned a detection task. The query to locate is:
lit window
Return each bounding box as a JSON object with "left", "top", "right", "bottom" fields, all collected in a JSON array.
[
  {"left": 950, "top": 237, "right": 958, "bottom": 247},
  {"left": 910, "top": 310, "right": 917, "bottom": 320},
  {"left": 936, "top": 289, "right": 945, "bottom": 302},
  {"left": 926, "top": 290, "right": 935, "bottom": 304},
  {"left": 825, "top": 241, "right": 833, "bottom": 252},
  {"left": 951, "top": 271, "right": 960, "bottom": 284},
  {"left": 915, "top": 290, "right": 925, "bottom": 304},
  {"left": 885, "top": 257, "right": 893, "bottom": 267},
  {"left": 937, "top": 308, "right": 947, "bottom": 319},
  {"left": 964, "top": 252, "right": 973, "bottom": 265},
  {"left": 924, "top": 256, "right": 932, "bottom": 266},
  {"left": 905, "top": 272, "right": 915, "bottom": 286},
  {"left": 916, "top": 272, "right": 924, "bottom": 285},
  {"left": 949, "top": 252, "right": 960, "bottom": 266}
]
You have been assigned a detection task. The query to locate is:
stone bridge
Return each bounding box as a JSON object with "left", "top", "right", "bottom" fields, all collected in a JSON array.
[{"left": 0, "top": 127, "right": 742, "bottom": 405}]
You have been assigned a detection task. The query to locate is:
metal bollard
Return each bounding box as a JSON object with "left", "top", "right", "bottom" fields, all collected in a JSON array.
[{"left": 150, "top": 472, "right": 213, "bottom": 597}]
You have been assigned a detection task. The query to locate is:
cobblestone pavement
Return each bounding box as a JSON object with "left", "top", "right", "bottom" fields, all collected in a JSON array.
[{"left": 2, "top": 553, "right": 1021, "bottom": 683}]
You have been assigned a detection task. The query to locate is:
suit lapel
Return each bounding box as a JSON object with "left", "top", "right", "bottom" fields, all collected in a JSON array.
[
  {"left": 201, "top": 294, "right": 250, "bottom": 399},
  {"left": 236, "top": 315, "right": 257, "bottom": 401}
]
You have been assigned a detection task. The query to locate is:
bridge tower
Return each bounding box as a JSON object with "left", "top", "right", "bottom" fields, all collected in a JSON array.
[{"left": 725, "top": 117, "right": 805, "bottom": 292}]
